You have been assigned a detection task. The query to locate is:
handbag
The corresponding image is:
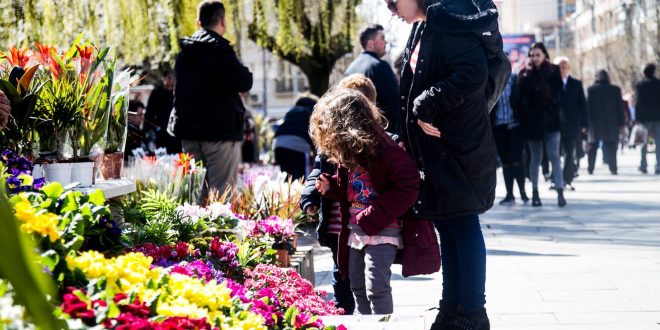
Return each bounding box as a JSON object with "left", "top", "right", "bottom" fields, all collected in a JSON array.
[{"left": 630, "top": 124, "right": 648, "bottom": 146}]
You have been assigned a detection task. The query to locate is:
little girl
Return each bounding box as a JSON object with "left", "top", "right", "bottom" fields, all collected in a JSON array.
[{"left": 310, "top": 89, "right": 420, "bottom": 315}]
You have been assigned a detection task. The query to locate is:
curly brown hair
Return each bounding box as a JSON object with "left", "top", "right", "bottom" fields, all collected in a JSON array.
[{"left": 310, "top": 89, "right": 385, "bottom": 169}]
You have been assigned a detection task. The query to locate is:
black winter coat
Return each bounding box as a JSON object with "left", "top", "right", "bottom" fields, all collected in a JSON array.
[
  {"left": 274, "top": 98, "right": 316, "bottom": 145},
  {"left": 345, "top": 52, "right": 401, "bottom": 134},
  {"left": 559, "top": 76, "right": 589, "bottom": 138},
  {"left": 400, "top": 0, "right": 510, "bottom": 219},
  {"left": 169, "top": 29, "right": 253, "bottom": 142},
  {"left": 587, "top": 81, "right": 625, "bottom": 142},
  {"left": 635, "top": 77, "right": 660, "bottom": 123},
  {"left": 515, "top": 62, "right": 563, "bottom": 140},
  {"left": 300, "top": 154, "right": 337, "bottom": 247}
]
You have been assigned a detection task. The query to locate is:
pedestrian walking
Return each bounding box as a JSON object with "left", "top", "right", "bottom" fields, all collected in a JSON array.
[
  {"left": 634, "top": 63, "right": 660, "bottom": 174},
  {"left": 390, "top": 0, "right": 511, "bottom": 328},
  {"left": 586, "top": 70, "right": 625, "bottom": 175},
  {"left": 310, "top": 89, "right": 427, "bottom": 315},
  {"left": 491, "top": 72, "right": 529, "bottom": 205},
  {"left": 168, "top": 0, "right": 253, "bottom": 204},
  {"left": 516, "top": 42, "right": 566, "bottom": 207},
  {"left": 145, "top": 70, "right": 181, "bottom": 154},
  {"left": 555, "top": 56, "right": 588, "bottom": 190},
  {"left": 345, "top": 24, "right": 401, "bottom": 134}
]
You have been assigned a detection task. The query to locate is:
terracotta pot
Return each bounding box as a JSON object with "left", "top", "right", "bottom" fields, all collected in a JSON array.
[
  {"left": 276, "top": 249, "right": 290, "bottom": 267},
  {"left": 99, "top": 152, "right": 124, "bottom": 180}
]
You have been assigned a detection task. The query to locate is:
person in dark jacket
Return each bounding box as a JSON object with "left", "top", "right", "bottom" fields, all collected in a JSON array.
[
  {"left": 516, "top": 43, "right": 566, "bottom": 207},
  {"left": 391, "top": 0, "right": 511, "bottom": 328},
  {"left": 345, "top": 24, "right": 401, "bottom": 134},
  {"left": 587, "top": 70, "right": 625, "bottom": 175},
  {"left": 635, "top": 63, "right": 660, "bottom": 174},
  {"left": 145, "top": 70, "right": 181, "bottom": 154},
  {"left": 273, "top": 96, "right": 318, "bottom": 180},
  {"left": 168, "top": 0, "right": 253, "bottom": 204},
  {"left": 491, "top": 72, "right": 528, "bottom": 205},
  {"left": 125, "top": 101, "right": 148, "bottom": 160},
  {"left": 555, "top": 57, "right": 588, "bottom": 190}
]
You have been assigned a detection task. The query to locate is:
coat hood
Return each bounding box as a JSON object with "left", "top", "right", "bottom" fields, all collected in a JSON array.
[
  {"left": 425, "top": 0, "right": 499, "bottom": 33},
  {"left": 179, "top": 29, "right": 228, "bottom": 53}
]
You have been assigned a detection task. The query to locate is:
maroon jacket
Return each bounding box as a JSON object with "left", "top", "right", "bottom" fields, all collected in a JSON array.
[{"left": 321, "top": 134, "right": 440, "bottom": 278}]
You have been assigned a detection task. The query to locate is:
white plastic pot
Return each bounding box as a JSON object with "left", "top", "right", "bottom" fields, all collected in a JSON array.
[
  {"left": 43, "top": 163, "right": 72, "bottom": 185},
  {"left": 71, "top": 162, "right": 95, "bottom": 187}
]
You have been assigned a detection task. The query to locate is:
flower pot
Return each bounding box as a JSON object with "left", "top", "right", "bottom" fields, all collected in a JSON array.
[
  {"left": 99, "top": 152, "right": 124, "bottom": 180},
  {"left": 43, "top": 163, "right": 72, "bottom": 185},
  {"left": 32, "top": 164, "right": 45, "bottom": 180},
  {"left": 291, "top": 234, "right": 298, "bottom": 250},
  {"left": 276, "top": 249, "right": 290, "bottom": 267},
  {"left": 71, "top": 161, "right": 95, "bottom": 187}
]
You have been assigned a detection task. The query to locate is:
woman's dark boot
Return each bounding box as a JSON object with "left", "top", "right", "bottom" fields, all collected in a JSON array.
[
  {"left": 557, "top": 188, "right": 567, "bottom": 207},
  {"left": 450, "top": 307, "right": 490, "bottom": 330},
  {"left": 532, "top": 189, "right": 542, "bottom": 207},
  {"left": 429, "top": 301, "right": 458, "bottom": 330}
]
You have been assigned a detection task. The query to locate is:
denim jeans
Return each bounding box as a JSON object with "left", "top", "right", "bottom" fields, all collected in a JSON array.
[
  {"left": 434, "top": 215, "right": 486, "bottom": 312},
  {"left": 641, "top": 121, "right": 660, "bottom": 171},
  {"left": 528, "top": 131, "right": 563, "bottom": 189},
  {"left": 327, "top": 235, "right": 355, "bottom": 315}
]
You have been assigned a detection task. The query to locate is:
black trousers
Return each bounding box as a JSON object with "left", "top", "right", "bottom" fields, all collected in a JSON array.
[
  {"left": 274, "top": 147, "right": 307, "bottom": 180},
  {"left": 493, "top": 125, "right": 526, "bottom": 197},
  {"left": 587, "top": 141, "right": 618, "bottom": 174},
  {"left": 561, "top": 137, "right": 578, "bottom": 185}
]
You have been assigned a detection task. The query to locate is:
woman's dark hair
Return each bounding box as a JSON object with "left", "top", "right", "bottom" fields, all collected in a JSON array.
[
  {"left": 596, "top": 70, "right": 610, "bottom": 83},
  {"left": 643, "top": 63, "right": 656, "bottom": 78},
  {"left": 529, "top": 42, "right": 550, "bottom": 61}
]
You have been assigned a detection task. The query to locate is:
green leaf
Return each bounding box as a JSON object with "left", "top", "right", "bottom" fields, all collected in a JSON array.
[
  {"left": 0, "top": 192, "right": 65, "bottom": 329},
  {"left": 87, "top": 189, "right": 106, "bottom": 206},
  {"left": 40, "top": 250, "right": 60, "bottom": 271},
  {"left": 41, "top": 182, "right": 64, "bottom": 199}
]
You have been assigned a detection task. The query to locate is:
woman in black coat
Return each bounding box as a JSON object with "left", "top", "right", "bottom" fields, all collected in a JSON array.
[
  {"left": 515, "top": 42, "right": 566, "bottom": 207},
  {"left": 391, "top": 0, "right": 510, "bottom": 328}
]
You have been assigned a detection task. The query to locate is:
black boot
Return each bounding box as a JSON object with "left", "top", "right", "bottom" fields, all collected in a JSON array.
[
  {"left": 450, "top": 306, "right": 490, "bottom": 330},
  {"left": 520, "top": 191, "right": 529, "bottom": 204},
  {"left": 557, "top": 188, "right": 566, "bottom": 207},
  {"left": 429, "top": 301, "right": 458, "bottom": 330},
  {"left": 532, "top": 189, "right": 542, "bottom": 207},
  {"left": 498, "top": 195, "right": 515, "bottom": 206}
]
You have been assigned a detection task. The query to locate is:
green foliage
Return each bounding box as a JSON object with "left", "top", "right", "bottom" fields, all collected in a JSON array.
[
  {"left": 0, "top": 191, "right": 65, "bottom": 330},
  {"left": 248, "top": 0, "right": 361, "bottom": 95}
]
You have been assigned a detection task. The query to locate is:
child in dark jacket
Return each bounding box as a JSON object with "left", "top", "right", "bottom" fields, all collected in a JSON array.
[{"left": 310, "top": 89, "right": 421, "bottom": 315}]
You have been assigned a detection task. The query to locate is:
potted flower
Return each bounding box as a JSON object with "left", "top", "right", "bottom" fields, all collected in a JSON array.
[
  {"left": 98, "top": 67, "right": 131, "bottom": 180},
  {"left": 0, "top": 47, "right": 45, "bottom": 159}
]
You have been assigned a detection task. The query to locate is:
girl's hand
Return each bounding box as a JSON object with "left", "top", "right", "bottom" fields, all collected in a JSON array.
[
  {"left": 305, "top": 205, "right": 319, "bottom": 215},
  {"left": 315, "top": 174, "right": 331, "bottom": 194}
]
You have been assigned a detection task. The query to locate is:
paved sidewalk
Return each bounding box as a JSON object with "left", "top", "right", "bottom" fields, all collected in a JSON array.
[{"left": 314, "top": 149, "right": 660, "bottom": 329}]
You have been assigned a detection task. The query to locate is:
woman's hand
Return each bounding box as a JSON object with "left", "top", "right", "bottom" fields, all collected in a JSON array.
[
  {"left": 315, "top": 174, "right": 331, "bottom": 195},
  {"left": 418, "top": 119, "right": 441, "bottom": 138}
]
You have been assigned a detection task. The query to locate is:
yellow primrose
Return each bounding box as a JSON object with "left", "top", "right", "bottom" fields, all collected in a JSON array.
[
  {"left": 14, "top": 198, "right": 60, "bottom": 242},
  {"left": 157, "top": 295, "right": 209, "bottom": 319}
]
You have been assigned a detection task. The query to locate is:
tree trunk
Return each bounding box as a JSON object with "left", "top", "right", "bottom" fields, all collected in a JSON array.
[{"left": 302, "top": 65, "right": 332, "bottom": 97}]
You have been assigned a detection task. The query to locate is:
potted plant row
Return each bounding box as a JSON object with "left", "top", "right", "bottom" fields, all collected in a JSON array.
[{"left": 0, "top": 37, "right": 132, "bottom": 187}]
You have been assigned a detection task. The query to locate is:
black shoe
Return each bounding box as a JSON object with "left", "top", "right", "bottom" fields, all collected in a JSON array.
[
  {"left": 430, "top": 301, "right": 458, "bottom": 330},
  {"left": 564, "top": 184, "right": 576, "bottom": 191},
  {"left": 520, "top": 192, "right": 530, "bottom": 204},
  {"left": 450, "top": 306, "right": 490, "bottom": 330},
  {"left": 588, "top": 169, "right": 594, "bottom": 175},
  {"left": 548, "top": 184, "right": 558, "bottom": 191},
  {"left": 610, "top": 170, "right": 618, "bottom": 175},
  {"left": 532, "top": 189, "right": 542, "bottom": 207},
  {"left": 543, "top": 173, "right": 551, "bottom": 182},
  {"left": 499, "top": 195, "right": 515, "bottom": 206},
  {"left": 639, "top": 166, "right": 647, "bottom": 174},
  {"left": 557, "top": 189, "right": 566, "bottom": 207}
]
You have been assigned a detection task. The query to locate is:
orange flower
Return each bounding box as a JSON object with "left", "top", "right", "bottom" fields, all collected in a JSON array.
[
  {"left": 75, "top": 44, "right": 95, "bottom": 81},
  {"left": 35, "top": 42, "right": 56, "bottom": 66},
  {"left": 47, "top": 50, "right": 65, "bottom": 80},
  {"left": 1, "top": 47, "right": 31, "bottom": 68},
  {"left": 175, "top": 153, "right": 193, "bottom": 176}
]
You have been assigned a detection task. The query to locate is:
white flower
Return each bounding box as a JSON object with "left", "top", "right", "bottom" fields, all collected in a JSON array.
[{"left": 206, "top": 202, "right": 234, "bottom": 220}]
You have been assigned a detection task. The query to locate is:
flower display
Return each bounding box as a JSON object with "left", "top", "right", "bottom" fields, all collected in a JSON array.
[
  {"left": 244, "top": 264, "right": 344, "bottom": 317},
  {"left": 12, "top": 194, "right": 60, "bottom": 242},
  {"left": 1, "top": 149, "right": 46, "bottom": 194}
]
